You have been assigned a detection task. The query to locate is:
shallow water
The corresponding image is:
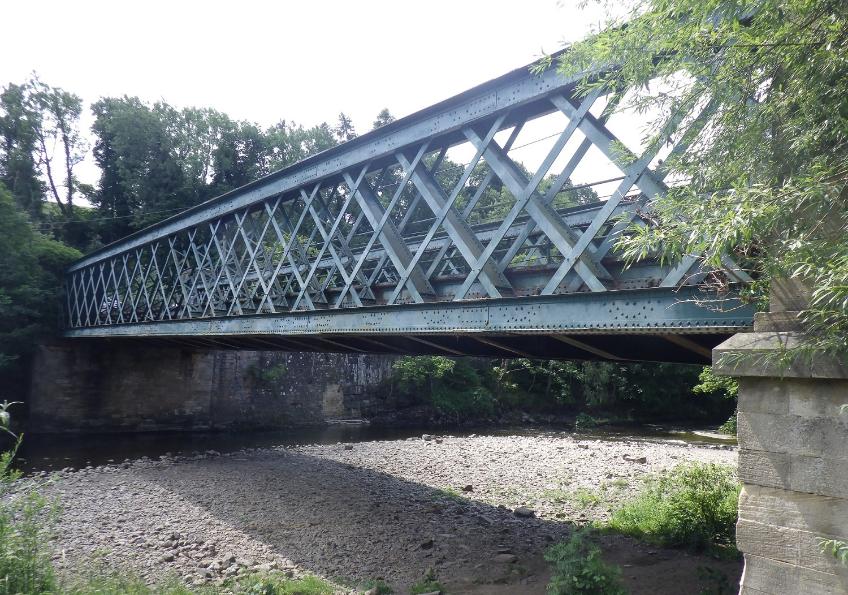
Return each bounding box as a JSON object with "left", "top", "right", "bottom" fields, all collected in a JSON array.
[{"left": 15, "top": 421, "right": 735, "bottom": 473}]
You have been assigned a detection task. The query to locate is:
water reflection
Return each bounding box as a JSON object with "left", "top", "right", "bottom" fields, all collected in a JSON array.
[{"left": 17, "top": 422, "right": 735, "bottom": 473}]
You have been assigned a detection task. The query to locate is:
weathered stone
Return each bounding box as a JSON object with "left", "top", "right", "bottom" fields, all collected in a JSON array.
[
  {"left": 493, "top": 553, "right": 517, "bottom": 564},
  {"left": 741, "top": 554, "right": 848, "bottom": 595},
  {"left": 28, "top": 341, "right": 397, "bottom": 432},
  {"left": 717, "top": 310, "right": 848, "bottom": 595}
]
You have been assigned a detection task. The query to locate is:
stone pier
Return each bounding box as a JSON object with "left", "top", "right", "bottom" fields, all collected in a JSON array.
[
  {"left": 714, "top": 280, "right": 848, "bottom": 594},
  {"left": 28, "top": 341, "right": 397, "bottom": 433}
]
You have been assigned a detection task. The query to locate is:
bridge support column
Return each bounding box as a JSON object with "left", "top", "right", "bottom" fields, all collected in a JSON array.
[{"left": 714, "top": 279, "right": 848, "bottom": 594}]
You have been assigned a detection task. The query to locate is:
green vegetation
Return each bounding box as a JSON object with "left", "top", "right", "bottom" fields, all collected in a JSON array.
[
  {"left": 543, "top": 0, "right": 848, "bottom": 360},
  {"left": 0, "top": 438, "right": 56, "bottom": 594},
  {"left": 0, "top": 185, "right": 80, "bottom": 396},
  {"left": 410, "top": 579, "right": 445, "bottom": 594},
  {"left": 607, "top": 463, "right": 740, "bottom": 555},
  {"left": 61, "top": 571, "right": 336, "bottom": 595},
  {"left": 247, "top": 363, "right": 289, "bottom": 385},
  {"left": 433, "top": 487, "right": 464, "bottom": 502},
  {"left": 389, "top": 356, "right": 731, "bottom": 424},
  {"left": 818, "top": 538, "right": 848, "bottom": 566},
  {"left": 358, "top": 578, "right": 393, "bottom": 594},
  {"left": 544, "top": 530, "right": 625, "bottom": 595},
  {"left": 392, "top": 356, "right": 497, "bottom": 417},
  {"left": 570, "top": 487, "right": 603, "bottom": 510},
  {"left": 694, "top": 368, "right": 739, "bottom": 434},
  {"left": 718, "top": 413, "right": 737, "bottom": 436}
]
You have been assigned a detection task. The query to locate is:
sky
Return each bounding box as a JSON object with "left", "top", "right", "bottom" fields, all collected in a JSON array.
[
  {"left": 3, "top": 1, "right": 652, "bottom": 196},
  {"left": 3, "top": 1, "right": 609, "bottom": 133}
]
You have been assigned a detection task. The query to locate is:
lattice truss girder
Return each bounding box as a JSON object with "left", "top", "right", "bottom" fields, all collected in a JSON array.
[{"left": 65, "top": 80, "right": 749, "bottom": 329}]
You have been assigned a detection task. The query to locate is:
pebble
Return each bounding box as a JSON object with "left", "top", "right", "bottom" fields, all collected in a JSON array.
[
  {"left": 513, "top": 506, "right": 535, "bottom": 518},
  {"left": 40, "top": 432, "right": 735, "bottom": 591}
]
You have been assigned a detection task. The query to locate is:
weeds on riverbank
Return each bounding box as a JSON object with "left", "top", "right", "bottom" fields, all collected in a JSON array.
[
  {"left": 606, "top": 463, "right": 740, "bottom": 556},
  {"left": 61, "top": 571, "right": 337, "bottom": 594},
  {"left": 545, "top": 529, "right": 625, "bottom": 595},
  {"left": 0, "top": 438, "right": 57, "bottom": 595}
]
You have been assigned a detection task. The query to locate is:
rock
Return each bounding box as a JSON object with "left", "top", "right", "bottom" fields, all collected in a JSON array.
[
  {"left": 160, "top": 553, "right": 175, "bottom": 563},
  {"left": 417, "top": 591, "right": 442, "bottom": 595},
  {"left": 364, "top": 588, "right": 380, "bottom": 595},
  {"left": 623, "top": 454, "right": 648, "bottom": 464},
  {"left": 419, "top": 538, "right": 434, "bottom": 550},
  {"left": 421, "top": 434, "right": 434, "bottom": 441},
  {"left": 435, "top": 438, "right": 443, "bottom": 444},
  {"left": 513, "top": 506, "right": 535, "bottom": 518},
  {"left": 344, "top": 444, "right": 354, "bottom": 450},
  {"left": 493, "top": 553, "right": 518, "bottom": 564}
]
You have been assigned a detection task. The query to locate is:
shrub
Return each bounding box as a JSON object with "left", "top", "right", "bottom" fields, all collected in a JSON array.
[
  {"left": 392, "top": 356, "right": 496, "bottom": 417},
  {"left": 718, "top": 412, "right": 737, "bottom": 436},
  {"left": 607, "top": 463, "right": 740, "bottom": 555},
  {"left": 545, "top": 530, "right": 625, "bottom": 595}
]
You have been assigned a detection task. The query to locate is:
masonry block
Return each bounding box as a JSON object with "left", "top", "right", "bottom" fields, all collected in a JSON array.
[{"left": 714, "top": 280, "right": 848, "bottom": 594}]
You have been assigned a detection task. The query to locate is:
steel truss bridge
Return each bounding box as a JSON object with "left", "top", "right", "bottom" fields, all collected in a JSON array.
[{"left": 63, "top": 56, "right": 754, "bottom": 364}]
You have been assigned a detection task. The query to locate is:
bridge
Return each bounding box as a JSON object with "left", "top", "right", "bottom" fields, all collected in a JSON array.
[{"left": 62, "top": 55, "right": 754, "bottom": 364}]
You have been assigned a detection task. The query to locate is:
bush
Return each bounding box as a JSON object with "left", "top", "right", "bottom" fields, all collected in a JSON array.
[
  {"left": 545, "top": 530, "right": 625, "bottom": 595},
  {"left": 607, "top": 463, "right": 740, "bottom": 555},
  {"left": 718, "top": 412, "right": 737, "bottom": 435},
  {"left": 392, "top": 356, "right": 496, "bottom": 417}
]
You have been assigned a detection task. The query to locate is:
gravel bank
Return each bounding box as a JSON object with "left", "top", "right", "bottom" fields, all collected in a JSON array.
[{"left": 42, "top": 432, "right": 739, "bottom": 594}]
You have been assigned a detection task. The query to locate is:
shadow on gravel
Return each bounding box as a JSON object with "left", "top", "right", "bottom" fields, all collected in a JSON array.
[{"left": 138, "top": 449, "right": 742, "bottom": 594}]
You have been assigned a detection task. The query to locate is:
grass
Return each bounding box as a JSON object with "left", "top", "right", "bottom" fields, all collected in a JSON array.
[
  {"left": 433, "top": 487, "right": 464, "bottom": 502},
  {"left": 571, "top": 487, "right": 602, "bottom": 509},
  {"left": 540, "top": 486, "right": 603, "bottom": 509},
  {"left": 606, "top": 462, "right": 740, "bottom": 556},
  {"left": 62, "top": 571, "right": 337, "bottom": 595},
  {"left": 410, "top": 579, "right": 445, "bottom": 594}
]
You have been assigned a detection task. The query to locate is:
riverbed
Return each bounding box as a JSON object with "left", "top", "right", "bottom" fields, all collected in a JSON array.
[{"left": 38, "top": 429, "right": 741, "bottom": 594}]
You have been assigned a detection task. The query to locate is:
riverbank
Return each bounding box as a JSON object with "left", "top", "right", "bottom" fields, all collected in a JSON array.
[{"left": 41, "top": 431, "right": 740, "bottom": 594}]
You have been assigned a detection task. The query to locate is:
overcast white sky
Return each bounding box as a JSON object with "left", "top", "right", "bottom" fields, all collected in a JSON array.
[
  {"left": 3, "top": 1, "right": 608, "bottom": 132},
  {"left": 3, "top": 0, "right": 653, "bottom": 195}
]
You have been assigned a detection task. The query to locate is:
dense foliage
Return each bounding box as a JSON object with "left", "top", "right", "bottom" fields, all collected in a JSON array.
[
  {"left": 0, "top": 185, "right": 80, "bottom": 393},
  {"left": 540, "top": 0, "right": 848, "bottom": 358},
  {"left": 389, "top": 356, "right": 732, "bottom": 423},
  {"left": 607, "top": 462, "right": 740, "bottom": 555}
]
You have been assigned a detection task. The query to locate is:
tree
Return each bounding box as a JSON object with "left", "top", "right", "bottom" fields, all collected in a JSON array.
[
  {"left": 0, "top": 84, "right": 43, "bottom": 219},
  {"left": 90, "top": 97, "right": 189, "bottom": 238},
  {"left": 372, "top": 108, "right": 396, "bottom": 130},
  {"left": 28, "top": 77, "right": 87, "bottom": 218},
  {"left": 0, "top": 183, "right": 80, "bottom": 393},
  {"left": 334, "top": 112, "right": 357, "bottom": 142},
  {"left": 541, "top": 0, "right": 848, "bottom": 357}
]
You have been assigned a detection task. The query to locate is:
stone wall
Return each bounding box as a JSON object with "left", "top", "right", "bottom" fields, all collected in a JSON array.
[
  {"left": 714, "top": 280, "right": 848, "bottom": 594},
  {"left": 28, "top": 340, "right": 397, "bottom": 433}
]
